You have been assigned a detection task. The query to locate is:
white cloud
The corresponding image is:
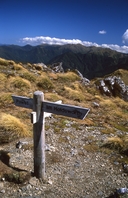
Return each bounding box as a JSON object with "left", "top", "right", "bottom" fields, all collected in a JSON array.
[
  {"left": 99, "top": 30, "right": 106, "bottom": 34},
  {"left": 21, "top": 36, "right": 83, "bottom": 45},
  {"left": 20, "top": 36, "right": 128, "bottom": 54},
  {"left": 122, "top": 29, "right": 128, "bottom": 44},
  {"left": 101, "top": 44, "right": 128, "bottom": 53}
]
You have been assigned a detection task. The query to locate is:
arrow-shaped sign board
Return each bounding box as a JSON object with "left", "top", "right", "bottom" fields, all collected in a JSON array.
[
  {"left": 12, "top": 95, "right": 33, "bottom": 109},
  {"left": 43, "top": 101, "right": 89, "bottom": 119},
  {"left": 12, "top": 95, "right": 89, "bottom": 119}
]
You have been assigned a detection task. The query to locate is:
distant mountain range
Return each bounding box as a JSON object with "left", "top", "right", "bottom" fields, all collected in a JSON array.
[{"left": 0, "top": 44, "right": 128, "bottom": 79}]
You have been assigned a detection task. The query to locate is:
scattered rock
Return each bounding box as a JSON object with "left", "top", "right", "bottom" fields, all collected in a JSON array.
[
  {"left": 96, "top": 76, "right": 128, "bottom": 101},
  {"left": 117, "top": 188, "right": 128, "bottom": 194},
  {"left": 29, "top": 177, "right": 39, "bottom": 187},
  {"left": 75, "top": 69, "right": 83, "bottom": 79},
  {"left": 92, "top": 102, "right": 100, "bottom": 108},
  {"left": 122, "top": 163, "right": 128, "bottom": 173},
  {"left": 49, "top": 62, "right": 64, "bottom": 73},
  {"left": 47, "top": 177, "right": 53, "bottom": 185},
  {"left": 0, "top": 182, "right": 4, "bottom": 189},
  {"left": 75, "top": 69, "right": 90, "bottom": 85},
  {"left": 0, "top": 189, "right": 5, "bottom": 194}
]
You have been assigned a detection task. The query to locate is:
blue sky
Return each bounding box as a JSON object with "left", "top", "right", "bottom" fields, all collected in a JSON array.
[{"left": 1, "top": 0, "right": 128, "bottom": 53}]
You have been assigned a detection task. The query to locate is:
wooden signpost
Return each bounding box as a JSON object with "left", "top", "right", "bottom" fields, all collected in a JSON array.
[{"left": 12, "top": 91, "right": 90, "bottom": 179}]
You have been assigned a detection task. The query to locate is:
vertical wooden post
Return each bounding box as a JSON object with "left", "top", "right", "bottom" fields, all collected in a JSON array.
[{"left": 33, "top": 91, "right": 45, "bottom": 179}]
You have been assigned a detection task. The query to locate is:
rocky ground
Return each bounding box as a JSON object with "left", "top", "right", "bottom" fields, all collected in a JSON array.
[{"left": 0, "top": 116, "right": 128, "bottom": 198}]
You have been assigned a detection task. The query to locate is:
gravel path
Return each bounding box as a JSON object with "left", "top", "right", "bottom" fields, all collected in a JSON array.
[{"left": 0, "top": 117, "right": 128, "bottom": 198}]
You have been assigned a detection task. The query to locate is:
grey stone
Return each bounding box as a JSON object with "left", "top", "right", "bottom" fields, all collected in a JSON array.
[
  {"left": 29, "top": 177, "right": 39, "bottom": 187},
  {"left": 96, "top": 75, "right": 128, "bottom": 101},
  {"left": 0, "top": 189, "right": 5, "bottom": 193},
  {"left": 49, "top": 62, "right": 64, "bottom": 73}
]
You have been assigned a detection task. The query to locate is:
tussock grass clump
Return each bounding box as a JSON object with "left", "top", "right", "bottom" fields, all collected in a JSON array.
[
  {"left": 101, "top": 124, "right": 116, "bottom": 134},
  {"left": 0, "top": 113, "right": 31, "bottom": 143},
  {"left": 26, "top": 63, "right": 32, "bottom": 68},
  {"left": 70, "top": 82, "right": 85, "bottom": 93},
  {"left": 10, "top": 77, "right": 31, "bottom": 90},
  {"left": 94, "top": 95, "right": 104, "bottom": 102},
  {"left": 0, "top": 73, "right": 7, "bottom": 81},
  {"left": 48, "top": 72, "right": 58, "bottom": 80},
  {"left": 114, "top": 97, "right": 128, "bottom": 110},
  {"left": 34, "top": 65, "right": 43, "bottom": 71},
  {"left": 12, "top": 63, "right": 23, "bottom": 70},
  {"left": 76, "top": 118, "right": 94, "bottom": 126},
  {"left": 83, "top": 144, "right": 99, "bottom": 152},
  {"left": 0, "top": 58, "right": 9, "bottom": 66},
  {"left": 57, "top": 72, "right": 80, "bottom": 82},
  {"left": 102, "top": 135, "right": 128, "bottom": 154},
  {"left": 109, "top": 136, "right": 123, "bottom": 146},
  {"left": 99, "top": 98, "right": 117, "bottom": 109},
  {"left": 0, "top": 93, "right": 13, "bottom": 107},
  {"left": 21, "top": 71, "right": 36, "bottom": 82},
  {"left": 37, "top": 75, "right": 54, "bottom": 90},
  {"left": 44, "top": 93, "right": 63, "bottom": 102},
  {"left": 63, "top": 86, "right": 85, "bottom": 101},
  {"left": 8, "top": 60, "right": 15, "bottom": 65},
  {"left": 112, "top": 123, "right": 128, "bottom": 132},
  {"left": 0, "top": 73, "right": 7, "bottom": 89}
]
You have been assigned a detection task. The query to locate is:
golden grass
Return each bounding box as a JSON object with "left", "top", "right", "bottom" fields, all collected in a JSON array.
[
  {"left": 0, "top": 73, "right": 7, "bottom": 89},
  {"left": 47, "top": 72, "right": 58, "bottom": 80},
  {"left": 102, "top": 135, "right": 128, "bottom": 153},
  {"left": 12, "top": 63, "right": 23, "bottom": 70},
  {"left": 114, "top": 109, "right": 128, "bottom": 120},
  {"left": 112, "top": 123, "right": 128, "bottom": 132},
  {"left": 8, "top": 60, "right": 15, "bottom": 65},
  {"left": 83, "top": 144, "right": 99, "bottom": 152},
  {"left": 0, "top": 58, "right": 9, "bottom": 66},
  {"left": 106, "top": 137, "right": 123, "bottom": 149},
  {"left": 99, "top": 98, "right": 117, "bottom": 109},
  {"left": 44, "top": 92, "right": 63, "bottom": 102},
  {"left": 0, "top": 113, "right": 31, "bottom": 143},
  {"left": 57, "top": 72, "right": 80, "bottom": 82},
  {"left": 101, "top": 124, "right": 116, "bottom": 134},
  {"left": 10, "top": 77, "right": 31, "bottom": 91},
  {"left": 70, "top": 82, "right": 87, "bottom": 94},
  {"left": 75, "top": 118, "right": 94, "bottom": 126},
  {"left": 34, "top": 65, "right": 43, "bottom": 71},
  {"left": 26, "top": 63, "right": 33, "bottom": 68},
  {"left": 37, "top": 75, "right": 54, "bottom": 90},
  {"left": 0, "top": 73, "right": 7, "bottom": 81},
  {"left": 63, "top": 86, "right": 85, "bottom": 101},
  {"left": 114, "top": 97, "right": 128, "bottom": 110},
  {"left": 94, "top": 94, "right": 105, "bottom": 102},
  {"left": 21, "top": 71, "right": 36, "bottom": 82},
  {"left": 0, "top": 92, "right": 13, "bottom": 107}
]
